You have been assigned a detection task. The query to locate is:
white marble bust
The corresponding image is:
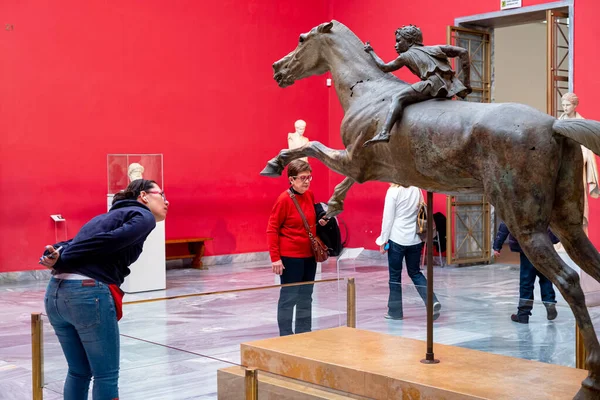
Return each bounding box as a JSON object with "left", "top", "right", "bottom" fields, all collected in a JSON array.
[
  {"left": 127, "top": 163, "right": 144, "bottom": 182},
  {"left": 288, "top": 120, "right": 309, "bottom": 161}
]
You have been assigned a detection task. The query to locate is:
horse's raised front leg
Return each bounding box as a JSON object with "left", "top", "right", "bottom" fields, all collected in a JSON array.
[
  {"left": 260, "top": 119, "right": 376, "bottom": 179},
  {"left": 326, "top": 177, "right": 355, "bottom": 218},
  {"left": 260, "top": 141, "right": 358, "bottom": 179}
]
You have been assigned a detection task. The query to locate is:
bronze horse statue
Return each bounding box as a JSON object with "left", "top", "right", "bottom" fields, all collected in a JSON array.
[{"left": 261, "top": 20, "right": 600, "bottom": 398}]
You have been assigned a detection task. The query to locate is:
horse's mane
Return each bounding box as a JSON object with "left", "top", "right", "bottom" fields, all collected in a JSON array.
[
  {"left": 330, "top": 21, "right": 374, "bottom": 64},
  {"left": 330, "top": 20, "right": 408, "bottom": 86}
]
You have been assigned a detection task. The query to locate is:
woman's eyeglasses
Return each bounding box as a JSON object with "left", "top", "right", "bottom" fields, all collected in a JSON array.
[
  {"left": 292, "top": 175, "right": 313, "bottom": 182},
  {"left": 147, "top": 191, "right": 167, "bottom": 202}
]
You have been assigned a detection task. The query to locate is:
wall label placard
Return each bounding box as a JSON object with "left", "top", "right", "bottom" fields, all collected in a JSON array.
[{"left": 501, "top": 0, "right": 522, "bottom": 10}]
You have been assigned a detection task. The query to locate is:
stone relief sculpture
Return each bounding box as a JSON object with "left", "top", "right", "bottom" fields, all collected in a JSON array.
[{"left": 262, "top": 21, "right": 600, "bottom": 398}]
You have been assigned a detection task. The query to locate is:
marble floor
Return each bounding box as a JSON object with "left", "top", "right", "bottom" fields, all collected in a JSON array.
[{"left": 1, "top": 252, "right": 599, "bottom": 399}]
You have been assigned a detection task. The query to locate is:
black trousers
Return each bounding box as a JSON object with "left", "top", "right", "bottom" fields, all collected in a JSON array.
[{"left": 278, "top": 256, "right": 317, "bottom": 336}]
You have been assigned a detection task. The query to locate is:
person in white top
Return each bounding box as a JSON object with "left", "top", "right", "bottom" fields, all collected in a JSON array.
[{"left": 376, "top": 184, "right": 441, "bottom": 320}]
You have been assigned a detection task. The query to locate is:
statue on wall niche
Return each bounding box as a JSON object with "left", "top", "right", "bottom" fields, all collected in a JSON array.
[
  {"left": 288, "top": 119, "right": 309, "bottom": 162},
  {"left": 264, "top": 20, "right": 600, "bottom": 397},
  {"left": 127, "top": 163, "right": 144, "bottom": 182},
  {"left": 560, "top": 92, "right": 600, "bottom": 234},
  {"left": 362, "top": 24, "right": 472, "bottom": 146}
]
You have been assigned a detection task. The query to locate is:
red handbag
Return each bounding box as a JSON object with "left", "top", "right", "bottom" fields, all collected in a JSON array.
[
  {"left": 108, "top": 284, "right": 124, "bottom": 321},
  {"left": 288, "top": 190, "right": 329, "bottom": 262}
]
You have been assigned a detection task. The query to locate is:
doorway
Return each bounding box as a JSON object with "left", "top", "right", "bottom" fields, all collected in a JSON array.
[{"left": 445, "top": 1, "right": 573, "bottom": 266}]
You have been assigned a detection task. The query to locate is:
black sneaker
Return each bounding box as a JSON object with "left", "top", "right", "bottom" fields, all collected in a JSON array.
[
  {"left": 433, "top": 302, "right": 442, "bottom": 321},
  {"left": 511, "top": 313, "right": 529, "bottom": 324},
  {"left": 546, "top": 303, "right": 558, "bottom": 321}
]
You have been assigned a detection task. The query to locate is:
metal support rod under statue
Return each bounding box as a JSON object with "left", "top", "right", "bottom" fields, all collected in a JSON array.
[{"left": 421, "top": 192, "right": 439, "bottom": 364}]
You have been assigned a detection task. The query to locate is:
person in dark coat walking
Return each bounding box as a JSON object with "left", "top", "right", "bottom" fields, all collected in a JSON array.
[{"left": 493, "top": 221, "right": 558, "bottom": 324}]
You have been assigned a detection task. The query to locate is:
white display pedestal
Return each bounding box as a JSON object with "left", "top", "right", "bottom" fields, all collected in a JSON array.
[{"left": 107, "top": 195, "right": 166, "bottom": 293}]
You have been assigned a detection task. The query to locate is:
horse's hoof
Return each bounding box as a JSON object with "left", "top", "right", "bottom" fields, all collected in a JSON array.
[
  {"left": 260, "top": 159, "right": 284, "bottom": 177},
  {"left": 326, "top": 200, "right": 344, "bottom": 218},
  {"left": 574, "top": 383, "right": 600, "bottom": 400},
  {"left": 575, "top": 370, "right": 600, "bottom": 400}
]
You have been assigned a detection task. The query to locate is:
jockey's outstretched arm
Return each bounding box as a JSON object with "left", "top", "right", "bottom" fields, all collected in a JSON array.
[
  {"left": 440, "top": 45, "right": 471, "bottom": 89},
  {"left": 365, "top": 49, "right": 407, "bottom": 73}
]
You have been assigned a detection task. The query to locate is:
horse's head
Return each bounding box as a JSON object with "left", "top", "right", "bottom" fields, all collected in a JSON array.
[{"left": 272, "top": 21, "right": 334, "bottom": 88}]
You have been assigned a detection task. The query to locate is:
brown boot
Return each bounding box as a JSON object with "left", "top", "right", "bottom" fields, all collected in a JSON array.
[
  {"left": 511, "top": 313, "right": 529, "bottom": 324},
  {"left": 546, "top": 303, "right": 558, "bottom": 320}
]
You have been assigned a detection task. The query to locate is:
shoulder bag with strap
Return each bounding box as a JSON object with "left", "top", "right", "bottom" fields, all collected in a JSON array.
[
  {"left": 416, "top": 190, "right": 436, "bottom": 242},
  {"left": 288, "top": 189, "right": 329, "bottom": 262}
]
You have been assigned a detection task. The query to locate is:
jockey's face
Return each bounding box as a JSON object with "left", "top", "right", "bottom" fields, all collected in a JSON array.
[{"left": 395, "top": 35, "right": 410, "bottom": 54}]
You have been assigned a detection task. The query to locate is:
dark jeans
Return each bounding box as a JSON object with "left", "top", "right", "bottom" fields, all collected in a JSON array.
[
  {"left": 518, "top": 252, "right": 557, "bottom": 316},
  {"left": 278, "top": 256, "right": 317, "bottom": 336},
  {"left": 44, "top": 278, "right": 120, "bottom": 400},
  {"left": 387, "top": 240, "right": 439, "bottom": 318}
]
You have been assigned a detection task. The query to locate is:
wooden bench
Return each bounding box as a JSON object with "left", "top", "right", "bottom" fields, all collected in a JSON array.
[{"left": 165, "top": 237, "right": 213, "bottom": 269}]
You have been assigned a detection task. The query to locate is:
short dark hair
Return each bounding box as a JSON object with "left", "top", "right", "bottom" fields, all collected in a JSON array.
[
  {"left": 287, "top": 160, "right": 312, "bottom": 178},
  {"left": 112, "top": 179, "right": 157, "bottom": 205}
]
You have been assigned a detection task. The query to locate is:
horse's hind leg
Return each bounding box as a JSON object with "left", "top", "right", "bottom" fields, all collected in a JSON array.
[
  {"left": 550, "top": 139, "right": 600, "bottom": 285},
  {"left": 510, "top": 230, "right": 600, "bottom": 398},
  {"left": 549, "top": 141, "right": 600, "bottom": 397},
  {"left": 486, "top": 134, "right": 599, "bottom": 397}
]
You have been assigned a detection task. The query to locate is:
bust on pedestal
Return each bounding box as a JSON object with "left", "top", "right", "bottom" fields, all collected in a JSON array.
[
  {"left": 107, "top": 155, "right": 166, "bottom": 293},
  {"left": 288, "top": 120, "right": 309, "bottom": 162}
]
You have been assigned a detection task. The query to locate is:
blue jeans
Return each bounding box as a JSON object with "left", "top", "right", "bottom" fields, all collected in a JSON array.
[
  {"left": 278, "top": 256, "right": 317, "bottom": 336},
  {"left": 518, "top": 253, "right": 557, "bottom": 316},
  {"left": 387, "top": 241, "right": 439, "bottom": 318},
  {"left": 44, "top": 278, "right": 120, "bottom": 400}
]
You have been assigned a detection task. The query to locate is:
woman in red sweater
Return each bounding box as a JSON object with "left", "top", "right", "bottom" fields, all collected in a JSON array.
[{"left": 267, "top": 160, "right": 328, "bottom": 336}]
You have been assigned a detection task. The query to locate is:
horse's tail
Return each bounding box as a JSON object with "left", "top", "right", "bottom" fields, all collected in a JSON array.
[{"left": 553, "top": 119, "right": 600, "bottom": 155}]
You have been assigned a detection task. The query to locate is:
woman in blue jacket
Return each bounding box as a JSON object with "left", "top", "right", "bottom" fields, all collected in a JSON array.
[{"left": 39, "top": 179, "right": 168, "bottom": 400}]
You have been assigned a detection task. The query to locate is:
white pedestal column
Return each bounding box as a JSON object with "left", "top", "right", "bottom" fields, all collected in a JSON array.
[{"left": 107, "top": 195, "right": 166, "bottom": 293}]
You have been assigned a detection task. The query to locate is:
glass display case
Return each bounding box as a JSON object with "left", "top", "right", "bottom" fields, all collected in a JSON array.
[{"left": 107, "top": 154, "right": 163, "bottom": 194}]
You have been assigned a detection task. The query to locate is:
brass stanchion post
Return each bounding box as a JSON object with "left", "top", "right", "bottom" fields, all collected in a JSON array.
[
  {"left": 347, "top": 277, "right": 356, "bottom": 328},
  {"left": 245, "top": 367, "right": 258, "bottom": 400},
  {"left": 31, "top": 313, "right": 43, "bottom": 400}
]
